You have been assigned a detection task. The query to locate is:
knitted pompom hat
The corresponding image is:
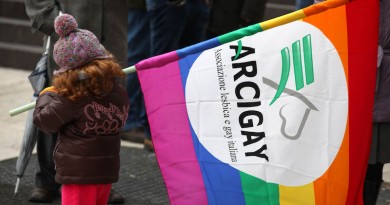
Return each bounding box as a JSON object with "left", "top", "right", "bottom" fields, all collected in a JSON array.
[{"left": 53, "top": 14, "right": 109, "bottom": 75}]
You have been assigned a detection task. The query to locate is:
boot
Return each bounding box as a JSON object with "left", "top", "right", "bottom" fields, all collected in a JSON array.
[{"left": 363, "top": 179, "right": 382, "bottom": 205}]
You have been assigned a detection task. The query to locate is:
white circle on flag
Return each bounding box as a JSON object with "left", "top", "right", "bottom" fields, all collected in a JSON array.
[{"left": 185, "top": 21, "right": 348, "bottom": 186}]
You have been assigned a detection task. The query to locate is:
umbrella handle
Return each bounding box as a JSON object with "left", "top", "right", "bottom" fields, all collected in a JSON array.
[
  {"left": 14, "top": 177, "right": 20, "bottom": 196},
  {"left": 8, "top": 66, "right": 137, "bottom": 117}
]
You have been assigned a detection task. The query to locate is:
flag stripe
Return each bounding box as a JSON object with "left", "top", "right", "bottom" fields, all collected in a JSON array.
[
  {"left": 137, "top": 54, "right": 208, "bottom": 204},
  {"left": 302, "top": 0, "right": 349, "bottom": 16},
  {"left": 345, "top": 1, "right": 379, "bottom": 204},
  {"left": 240, "top": 172, "right": 279, "bottom": 205},
  {"left": 260, "top": 10, "right": 306, "bottom": 31},
  {"left": 279, "top": 183, "right": 315, "bottom": 205},
  {"left": 303, "top": 5, "right": 350, "bottom": 205},
  {"left": 178, "top": 51, "right": 247, "bottom": 205},
  {"left": 218, "top": 24, "right": 262, "bottom": 45}
]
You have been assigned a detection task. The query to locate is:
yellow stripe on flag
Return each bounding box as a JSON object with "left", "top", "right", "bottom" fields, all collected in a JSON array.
[
  {"left": 279, "top": 183, "right": 315, "bottom": 205},
  {"left": 260, "top": 10, "right": 306, "bottom": 31}
]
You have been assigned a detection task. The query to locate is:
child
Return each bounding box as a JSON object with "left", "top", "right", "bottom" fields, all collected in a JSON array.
[{"left": 33, "top": 14, "right": 129, "bottom": 205}]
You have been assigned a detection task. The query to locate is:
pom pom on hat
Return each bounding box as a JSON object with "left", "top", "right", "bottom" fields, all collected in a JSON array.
[
  {"left": 54, "top": 14, "right": 78, "bottom": 37},
  {"left": 53, "top": 14, "right": 110, "bottom": 75}
]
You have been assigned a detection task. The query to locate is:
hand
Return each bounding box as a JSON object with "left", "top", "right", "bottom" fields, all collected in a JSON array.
[{"left": 39, "top": 86, "right": 58, "bottom": 95}]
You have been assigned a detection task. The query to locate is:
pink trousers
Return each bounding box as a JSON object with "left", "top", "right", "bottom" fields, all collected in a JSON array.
[{"left": 61, "top": 184, "right": 112, "bottom": 205}]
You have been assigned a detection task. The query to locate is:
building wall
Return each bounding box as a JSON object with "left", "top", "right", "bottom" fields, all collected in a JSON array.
[{"left": 0, "top": 0, "right": 43, "bottom": 70}]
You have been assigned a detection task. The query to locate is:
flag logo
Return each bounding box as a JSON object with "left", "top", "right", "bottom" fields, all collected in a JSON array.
[
  {"left": 185, "top": 21, "right": 348, "bottom": 186},
  {"left": 270, "top": 34, "right": 314, "bottom": 105}
]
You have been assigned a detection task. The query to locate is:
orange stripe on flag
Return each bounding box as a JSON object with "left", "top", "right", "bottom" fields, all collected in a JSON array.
[
  {"left": 303, "top": 4, "right": 349, "bottom": 205},
  {"left": 303, "top": 0, "right": 350, "bottom": 16}
]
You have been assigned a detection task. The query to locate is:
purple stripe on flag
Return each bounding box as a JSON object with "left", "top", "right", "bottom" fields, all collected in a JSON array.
[{"left": 137, "top": 52, "right": 208, "bottom": 205}]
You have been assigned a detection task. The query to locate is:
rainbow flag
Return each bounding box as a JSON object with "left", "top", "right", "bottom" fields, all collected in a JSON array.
[{"left": 136, "top": 0, "right": 379, "bottom": 204}]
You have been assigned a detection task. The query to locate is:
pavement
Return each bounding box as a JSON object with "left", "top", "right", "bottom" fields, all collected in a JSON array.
[{"left": 0, "top": 66, "right": 390, "bottom": 205}]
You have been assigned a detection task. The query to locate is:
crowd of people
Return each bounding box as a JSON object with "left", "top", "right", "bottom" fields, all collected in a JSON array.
[{"left": 22, "top": 0, "right": 388, "bottom": 204}]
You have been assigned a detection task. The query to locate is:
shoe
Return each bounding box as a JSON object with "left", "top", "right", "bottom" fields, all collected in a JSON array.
[
  {"left": 108, "top": 189, "right": 125, "bottom": 204},
  {"left": 119, "top": 128, "right": 146, "bottom": 143},
  {"left": 28, "top": 187, "right": 57, "bottom": 203},
  {"left": 144, "top": 138, "right": 154, "bottom": 152}
]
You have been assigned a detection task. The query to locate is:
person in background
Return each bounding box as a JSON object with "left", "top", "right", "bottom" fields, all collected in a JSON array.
[
  {"left": 206, "top": 0, "right": 268, "bottom": 39},
  {"left": 24, "top": 0, "right": 128, "bottom": 203},
  {"left": 124, "top": 0, "right": 209, "bottom": 150},
  {"left": 120, "top": 0, "right": 153, "bottom": 151},
  {"left": 296, "top": 0, "right": 325, "bottom": 10},
  {"left": 364, "top": 0, "right": 390, "bottom": 204},
  {"left": 146, "top": 0, "right": 210, "bottom": 55},
  {"left": 295, "top": 0, "right": 313, "bottom": 10},
  {"left": 33, "top": 14, "right": 130, "bottom": 205}
]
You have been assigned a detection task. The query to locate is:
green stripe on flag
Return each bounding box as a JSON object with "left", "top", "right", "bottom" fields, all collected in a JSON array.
[
  {"left": 218, "top": 24, "right": 263, "bottom": 44},
  {"left": 240, "top": 171, "right": 279, "bottom": 205}
]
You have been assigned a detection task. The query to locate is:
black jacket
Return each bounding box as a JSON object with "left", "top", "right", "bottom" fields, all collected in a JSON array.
[{"left": 373, "top": 0, "right": 390, "bottom": 122}]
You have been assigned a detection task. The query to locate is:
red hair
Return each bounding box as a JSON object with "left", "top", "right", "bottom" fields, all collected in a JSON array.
[{"left": 52, "top": 58, "right": 125, "bottom": 101}]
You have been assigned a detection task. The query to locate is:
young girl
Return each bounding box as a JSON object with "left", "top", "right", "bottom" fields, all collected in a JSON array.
[{"left": 33, "top": 14, "right": 129, "bottom": 205}]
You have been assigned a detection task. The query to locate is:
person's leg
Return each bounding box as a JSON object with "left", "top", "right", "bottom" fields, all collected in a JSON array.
[
  {"left": 179, "top": 0, "right": 210, "bottom": 48},
  {"left": 29, "top": 131, "right": 60, "bottom": 202},
  {"left": 96, "top": 184, "right": 112, "bottom": 205},
  {"left": 62, "top": 184, "right": 112, "bottom": 205},
  {"left": 364, "top": 163, "right": 384, "bottom": 205},
  {"left": 147, "top": 0, "right": 187, "bottom": 56},
  {"left": 121, "top": 8, "right": 151, "bottom": 143}
]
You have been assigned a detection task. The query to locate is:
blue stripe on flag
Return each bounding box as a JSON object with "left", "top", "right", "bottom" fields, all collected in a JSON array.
[{"left": 178, "top": 52, "right": 246, "bottom": 205}]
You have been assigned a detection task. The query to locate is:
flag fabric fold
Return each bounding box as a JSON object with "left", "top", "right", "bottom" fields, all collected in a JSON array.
[{"left": 136, "top": 0, "right": 379, "bottom": 204}]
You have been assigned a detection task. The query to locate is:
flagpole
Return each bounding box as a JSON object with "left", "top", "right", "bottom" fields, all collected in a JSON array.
[{"left": 9, "top": 65, "right": 136, "bottom": 117}]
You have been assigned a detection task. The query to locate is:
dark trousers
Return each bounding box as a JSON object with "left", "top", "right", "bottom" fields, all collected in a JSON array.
[
  {"left": 34, "top": 131, "right": 60, "bottom": 191},
  {"left": 364, "top": 163, "right": 384, "bottom": 205},
  {"left": 146, "top": 0, "right": 210, "bottom": 56},
  {"left": 124, "top": 9, "right": 151, "bottom": 139}
]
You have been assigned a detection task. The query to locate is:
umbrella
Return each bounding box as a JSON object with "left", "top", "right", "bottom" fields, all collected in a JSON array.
[{"left": 14, "top": 36, "right": 50, "bottom": 195}]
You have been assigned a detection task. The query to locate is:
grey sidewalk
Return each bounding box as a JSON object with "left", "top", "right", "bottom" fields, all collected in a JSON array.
[
  {"left": 1, "top": 67, "right": 390, "bottom": 205},
  {"left": 0, "top": 147, "right": 169, "bottom": 205}
]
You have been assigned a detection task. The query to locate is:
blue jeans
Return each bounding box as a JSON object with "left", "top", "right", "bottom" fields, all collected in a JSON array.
[
  {"left": 124, "top": 8, "right": 151, "bottom": 138},
  {"left": 296, "top": 0, "right": 313, "bottom": 9},
  {"left": 146, "top": 0, "right": 210, "bottom": 55}
]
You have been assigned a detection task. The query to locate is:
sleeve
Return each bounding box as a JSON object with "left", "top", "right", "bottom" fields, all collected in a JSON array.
[
  {"left": 24, "top": 0, "right": 60, "bottom": 35},
  {"left": 379, "top": 0, "right": 390, "bottom": 50},
  {"left": 33, "top": 92, "right": 74, "bottom": 133}
]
